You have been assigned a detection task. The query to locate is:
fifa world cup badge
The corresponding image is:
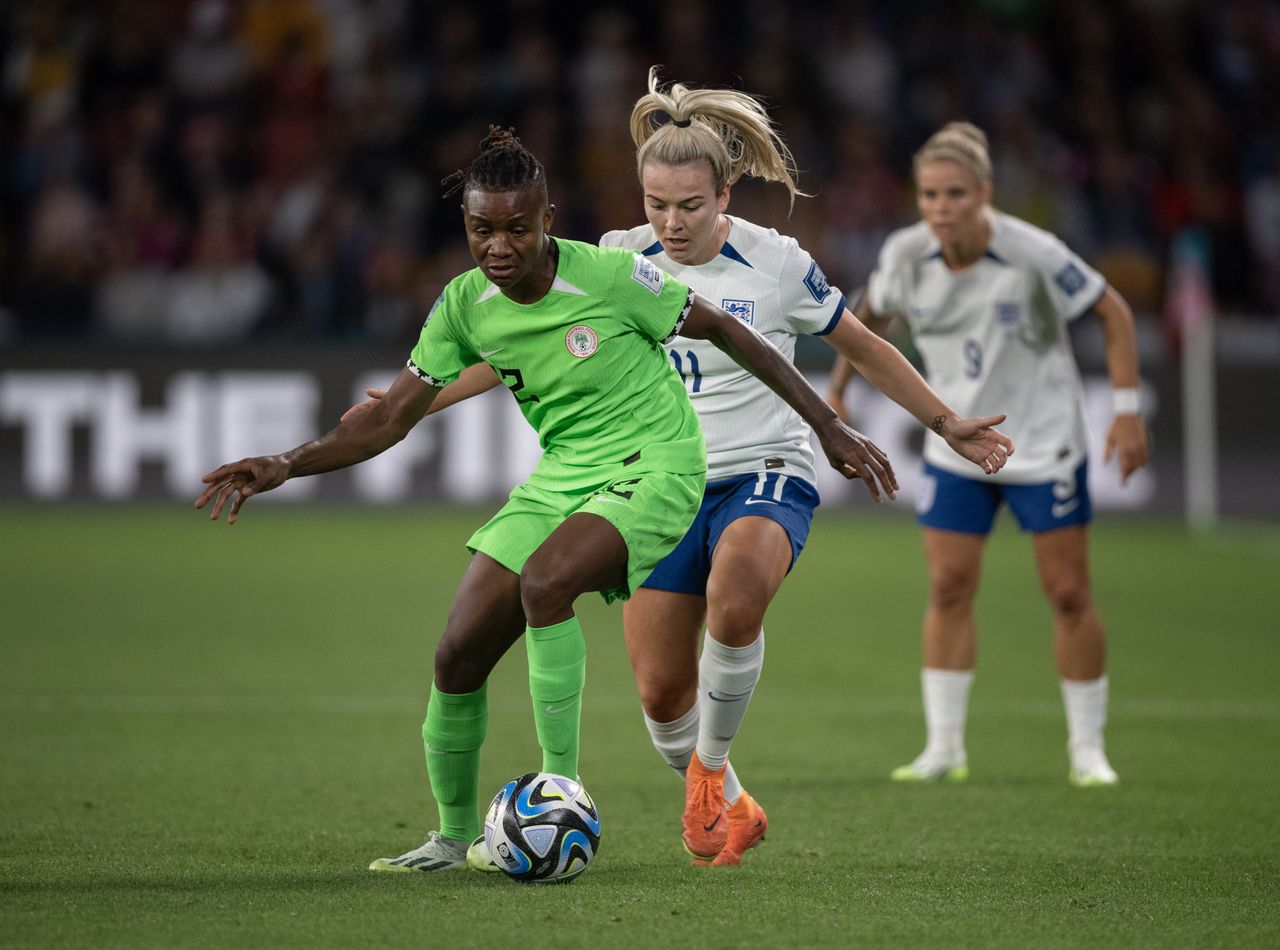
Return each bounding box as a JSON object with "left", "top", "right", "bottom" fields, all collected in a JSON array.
[{"left": 565, "top": 325, "right": 599, "bottom": 358}]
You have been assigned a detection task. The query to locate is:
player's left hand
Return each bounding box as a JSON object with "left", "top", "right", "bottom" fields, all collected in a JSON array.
[
  {"left": 817, "top": 419, "right": 898, "bottom": 502},
  {"left": 1104, "top": 414, "right": 1150, "bottom": 485},
  {"left": 340, "top": 387, "right": 387, "bottom": 423},
  {"left": 941, "top": 414, "right": 1015, "bottom": 475}
]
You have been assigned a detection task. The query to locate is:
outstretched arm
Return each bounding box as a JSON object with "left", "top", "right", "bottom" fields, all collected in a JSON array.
[
  {"left": 340, "top": 362, "right": 501, "bottom": 423},
  {"left": 680, "top": 292, "right": 898, "bottom": 501},
  {"left": 823, "top": 308, "right": 1013, "bottom": 473},
  {"left": 195, "top": 366, "right": 438, "bottom": 523},
  {"left": 1093, "top": 285, "right": 1150, "bottom": 484},
  {"left": 825, "top": 293, "right": 892, "bottom": 420}
]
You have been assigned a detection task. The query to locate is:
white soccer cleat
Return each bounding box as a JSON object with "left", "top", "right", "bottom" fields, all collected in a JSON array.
[
  {"left": 466, "top": 834, "right": 500, "bottom": 873},
  {"left": 1069, "top": 744, "right": 1119, "bottom": 787},
  {"left": 890, "top": 751, "right": 969, "bottom": 783},
  {"left": 368, "top": 831, "right": 469, "bottom": 872}
]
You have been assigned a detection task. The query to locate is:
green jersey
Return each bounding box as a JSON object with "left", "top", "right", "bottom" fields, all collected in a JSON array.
[{"left": 409, "top": 239, "right": 705, "bottom": 487}]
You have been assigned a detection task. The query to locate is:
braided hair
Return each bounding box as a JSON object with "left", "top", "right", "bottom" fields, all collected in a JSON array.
[{"left": 443, "top": 126, "right": 548, "bottom": 201}]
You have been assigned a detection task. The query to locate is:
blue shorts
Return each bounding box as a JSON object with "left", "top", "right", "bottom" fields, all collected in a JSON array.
[
  {"left": 915, "top": 460, "right": 1092, "bottom": 535},
  {"left": 641, "top": 471, "right": 820, "bottom": 596}
]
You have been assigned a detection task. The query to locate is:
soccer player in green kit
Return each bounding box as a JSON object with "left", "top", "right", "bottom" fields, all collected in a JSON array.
[{"left": 195, "top": 128, "right": 895, "bottom": 872}]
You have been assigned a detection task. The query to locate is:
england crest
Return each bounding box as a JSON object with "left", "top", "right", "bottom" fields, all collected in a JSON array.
[
  {"left": 995, "top": 301, "right": 1021, "bottom": 332},
  {"left": 721, "top": 298, "right": 755, "bottom": 325}
]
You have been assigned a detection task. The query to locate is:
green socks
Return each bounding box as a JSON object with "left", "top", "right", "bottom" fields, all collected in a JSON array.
[
  {"left": 525, "top": 616, "right": 587, "bottom": 778},
  {"left": 422, "top": 681, "right": 488, "bottom": 841},
  {"left": 421, "top": 617, "right": 584, "bottom": 838}
]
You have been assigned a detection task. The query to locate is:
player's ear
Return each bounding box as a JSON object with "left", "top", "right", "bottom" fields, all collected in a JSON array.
[
  {"left": 718, "top": 182, "right": 731, "bottom": 212},
  {"left": 543, "top": 203, "right": 556, "bottom": 232}
]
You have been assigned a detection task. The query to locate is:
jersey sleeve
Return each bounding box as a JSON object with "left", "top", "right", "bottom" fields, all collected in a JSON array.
[
  {"left": 610, "top": 251, "right": 694, "bottom": 343},
  {"left": 779, "top": 241, "right": 846, "bottom": 336},
  {"left": 407, "top": 288, "right": 476, "bottom": 387},
  {"left": 598, "top": 229, "right": 625, "bottom": 248},
  {"left": 1027, "top": 231, "right": 1107, "bottom": 322},
  {"left": 866, "top": 237, "right": 909, "bottom": 318}
]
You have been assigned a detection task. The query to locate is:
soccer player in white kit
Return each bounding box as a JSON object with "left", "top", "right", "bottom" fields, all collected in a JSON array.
[
  {"left": 827, "top": 122, "right": 1150, "bottom": 787},
  {"left": 611, "top": 73, "right": 1013, "bottom": 864}
]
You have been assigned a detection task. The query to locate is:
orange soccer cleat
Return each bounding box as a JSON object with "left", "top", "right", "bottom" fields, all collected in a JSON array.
[
  {"left": 706, "top": 789, "right": 768, "bottom": 867},
  {"left": 681, "top": 752, "right": 729, "bottom": 859}
]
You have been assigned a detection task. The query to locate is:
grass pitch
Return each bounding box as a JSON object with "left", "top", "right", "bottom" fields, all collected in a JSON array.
[{"left": 2, "top": 506, "right": 1278, "bottom": 948}]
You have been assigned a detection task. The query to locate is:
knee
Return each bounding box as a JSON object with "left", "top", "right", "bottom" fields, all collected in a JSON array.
[
  {"left": 705, "top": 598, "right": 766, "bottom": 644},
  {"left": 928, "top": 564, "right": 979, "bottom": 612},
  {"left": 434, "top": 633, "right": 482, "bottom": 692},
  {"left": 634, "top": 672, "right": 693, "bottom": 722},
  {"left": 519, "top": 558, "right": 577, "bottom": 621},
  {"left": 1043, "top": 576, "right": 1092, "bottom": 619}
]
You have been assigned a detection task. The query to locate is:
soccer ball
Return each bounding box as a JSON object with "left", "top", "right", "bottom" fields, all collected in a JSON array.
[{"left": 483, "top": 772, "right": 601, "bottom": 883}]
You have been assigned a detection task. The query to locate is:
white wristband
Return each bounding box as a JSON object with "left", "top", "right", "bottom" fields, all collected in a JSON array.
[{"left": 1113, "top": 388, "right": 1140, "bottom": 415}]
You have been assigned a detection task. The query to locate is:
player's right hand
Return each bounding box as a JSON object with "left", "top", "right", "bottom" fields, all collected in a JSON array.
[
  {"left": 340, "top": 387, "right": 387, "bottom": 423},
  {"left": 194, "top": 455, "right": 290, "bottom": 524}
]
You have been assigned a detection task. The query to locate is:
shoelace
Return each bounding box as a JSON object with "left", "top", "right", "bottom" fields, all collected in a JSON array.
[{"left": 686, "top": 777, "right": 724, "bottom": 822}]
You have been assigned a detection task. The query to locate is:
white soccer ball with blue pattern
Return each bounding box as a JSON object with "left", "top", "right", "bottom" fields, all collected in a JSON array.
[{"left": 483, "top": 772, "right": 601, "bottom": 883}]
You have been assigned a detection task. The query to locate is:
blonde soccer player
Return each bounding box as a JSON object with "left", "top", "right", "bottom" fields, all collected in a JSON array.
[{"left": 827, "top": 122, "right": 1150, "bottom": 787}]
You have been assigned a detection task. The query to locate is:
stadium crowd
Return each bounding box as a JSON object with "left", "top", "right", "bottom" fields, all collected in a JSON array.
[{"left": 2, "top": 0, "right": 1277, "bottom": 344}]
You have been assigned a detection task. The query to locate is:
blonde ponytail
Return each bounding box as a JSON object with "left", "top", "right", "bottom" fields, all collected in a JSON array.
[
  {"left": 629, "top": 66, "right": 807, "bottom": 207},
  {"left": 913, "top": 121, "right": 992, "bottom": 185}
]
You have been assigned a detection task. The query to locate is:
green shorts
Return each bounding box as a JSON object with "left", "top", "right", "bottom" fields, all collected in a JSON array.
[{"left": 468, "top": 463, "right": 705, "bottom": 604}]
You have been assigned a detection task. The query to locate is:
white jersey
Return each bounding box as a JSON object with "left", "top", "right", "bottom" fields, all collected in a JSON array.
[
  {"left": 601, "top": 216, "right": 846, "bottom": 484},
  {"left": 868, "top": 210, "right": 1106, "bottom": 484}
]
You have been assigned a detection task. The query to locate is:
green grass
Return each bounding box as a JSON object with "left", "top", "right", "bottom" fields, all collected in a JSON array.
[{"left": 2, "top": 506, "right": 1278, "bottom": 948}]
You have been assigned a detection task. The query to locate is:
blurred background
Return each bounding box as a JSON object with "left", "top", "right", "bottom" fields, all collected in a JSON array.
[{"left": 1, "top": 0, "right": 1277, "bottom": 518}]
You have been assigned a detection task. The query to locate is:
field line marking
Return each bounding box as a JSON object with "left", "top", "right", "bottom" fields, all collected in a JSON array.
[{"left": 0, "top": 694, "right": 1277, "bottom": 720}]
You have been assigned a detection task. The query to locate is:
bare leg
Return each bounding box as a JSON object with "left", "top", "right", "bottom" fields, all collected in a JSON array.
[
  {"left": 921, "top": 528, "right": 986, "bottom": 671},
  {"left": 1032, "top": 525, "right": 1104, "bottom": 681},
  {"left": 624, "top": 588, "right": 705, "bottom": 724},
  {"left": 892, "top": 529, "right": 987, "bottom": 781},
  {"left": 433, "top": 553, "right": 526, "bottom": 693},
  {"left": 1033, "top": 525, "right": 1116, "bottom": 784},
  {"left": 699, "top": 515, "right": 792, "bottom": 766}
]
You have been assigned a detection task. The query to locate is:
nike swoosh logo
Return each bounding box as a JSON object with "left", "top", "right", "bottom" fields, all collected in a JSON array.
[
  {"left": 703, "top": 814, "right": 722, "bottom": 833},
  {"left": 479, "top": 348, "right": 504, "bottom": 358},
  {"left": 544, "top": 703, "right": 571, "bottom": 715},
  {"left": 1051, "top": 498, "right": 1080, "bottom": 518},
  {"left": 744, "top": 498, "right": 777, "bottom": 506},
  {"left": 425, "top": 745, "right": 446, "bottom": 756},
  {"left": 706, "top": 691, "right": 736, "bottom": 703}
]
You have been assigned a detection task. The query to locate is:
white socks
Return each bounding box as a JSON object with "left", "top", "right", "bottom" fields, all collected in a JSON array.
[
  {"left": 1060, "top": 675, "right": 1109, "bottom": 756},
  {"left": 643, "top": 702, "right": 698, "bottom": 773},
  {"left": 921, "top": 667, "right": 974, "bottom": 764},
  {"left": 643, "top": 706, "right": 743, "bottom": 803},
  {"left": 915, "top": 669, "right": 1113, "bottom": 776},
  {"left": 696, "top": 630, "right": 764, "bottom": 771}
]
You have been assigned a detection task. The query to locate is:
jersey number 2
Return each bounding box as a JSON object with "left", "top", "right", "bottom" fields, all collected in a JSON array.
[{"left": 498, "top": 367, "right": 540, "bottom": 404}]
